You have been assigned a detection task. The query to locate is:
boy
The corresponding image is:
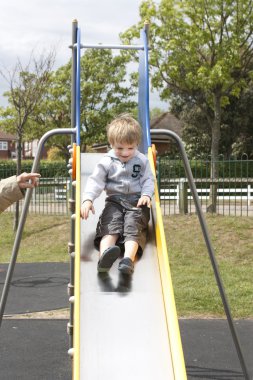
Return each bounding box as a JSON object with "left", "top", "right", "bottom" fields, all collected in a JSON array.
[{"left": 81, "top": 114, "right": 154, "bottom": 275}]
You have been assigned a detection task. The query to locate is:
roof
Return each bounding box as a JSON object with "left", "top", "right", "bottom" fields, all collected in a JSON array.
[
  {"left": 150, "top": 112, "right": 182, "bottom": 137},
  {"left": 0, "top": 130, "right": 16, "bottom": 141}
]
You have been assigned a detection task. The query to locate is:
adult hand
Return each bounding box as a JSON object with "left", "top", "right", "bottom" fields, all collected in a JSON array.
[{"left": 17, "top": 172, "right": 41, "bottom": 189}]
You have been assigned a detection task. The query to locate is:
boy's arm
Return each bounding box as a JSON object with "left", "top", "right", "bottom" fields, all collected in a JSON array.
[
  {"left": 137, "top": 195, "right": 151, "bottom": 208},
  {"left": 82, "top": 158, "right": 109, "bottom": 203},
  {"left": 80, "top": 200, "right": 95, "bottom": 220},
  {"left": 81, "top": 159, "right": 109, "bottom": 219}
]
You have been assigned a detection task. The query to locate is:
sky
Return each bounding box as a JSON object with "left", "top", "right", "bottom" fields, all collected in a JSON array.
[{"left": 0, "top": 0, "right": 166, "bottom": 109}]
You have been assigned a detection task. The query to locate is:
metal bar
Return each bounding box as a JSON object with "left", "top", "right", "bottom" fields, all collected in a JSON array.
[
  {"left": 72, "top": 24, "right": 82, "bottom": 377},
  {"left": 143, "top": 23, "right": 151, "bottom": 149},
  {"left": 73, "top": 145, "right": 81, "bottom": 380},
  {"left": 0, "top": 128, "right": 76, "bottom": 328},
  {"left": 150, "top": 129, "right": 251, "bottom": 380},
  {"left": 75, "top": 28, "right": 81, "bottom": 146},
  {"left": 71, "top": 20, "right": 77, "bottom": 144},
  {"left": 78, "top": 43, "right": 144, "bottom": 50},
  {"left": 138, "top": 23, "right": 150, "bottom": 154},
  {"left": 68, "top": 18, "right": 78, "bottom": 351}
]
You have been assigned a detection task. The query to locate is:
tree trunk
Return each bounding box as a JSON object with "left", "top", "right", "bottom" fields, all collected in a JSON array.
[
  {"left": 207, "top": 93, "right": 221, "bottom": 213},
  {"left": 13, "top": 133, "right": 22, "bottom": 231}
]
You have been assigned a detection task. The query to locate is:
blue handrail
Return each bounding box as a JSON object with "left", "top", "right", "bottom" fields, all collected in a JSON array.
[
  {"left": 138, "top": 25, "right": 151, "bottom": 153},
  {"left": 75, "top": 27, "right": 81, "bottom": 146},
  {"left": 142, "top": 26, "right": 151, "bottom": 149}
]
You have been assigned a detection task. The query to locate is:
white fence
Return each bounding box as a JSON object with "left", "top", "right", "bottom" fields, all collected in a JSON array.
[
  {"left": 160, "top": 180, "right": 253, "bottom": 207},
  {"left": 6, "top": 177, "right": 70, "bottom": 215}
]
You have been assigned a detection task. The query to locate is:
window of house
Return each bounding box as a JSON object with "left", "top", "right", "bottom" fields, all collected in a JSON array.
[{"left": 0, "top": 141, "right": 8, "bottom": 150}]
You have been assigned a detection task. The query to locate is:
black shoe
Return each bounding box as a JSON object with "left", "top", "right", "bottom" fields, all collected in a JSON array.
[
  {"left": 118, "top": 258, "right": 134, "bottom": 275},
  {"left": 97, "top": 246, "right": 120, "bottom": 273}
]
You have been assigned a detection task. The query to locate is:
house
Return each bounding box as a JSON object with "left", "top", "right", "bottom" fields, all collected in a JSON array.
[
  {"left": 150, "top": 112, "right": 183, "bottom": 155},
  {"left": 0, "top": 130, "right": 48, "bottom": 160},
  {"left": 0, "top": 130, "right": 16, "bottom": 159},
  {"left": 91, "top": 112, "right": 183, "bottom": 156},
  {"left": 92, "top": 142, "right": 109, "bottom": 154}
]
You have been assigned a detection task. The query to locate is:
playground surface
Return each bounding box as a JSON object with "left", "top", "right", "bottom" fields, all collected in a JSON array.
[
  {"left": 0, "top": 262, "right": 69, "bottom": 314},
  {"left": 0, "top": 262, "right": 252, "bottom": 379}
]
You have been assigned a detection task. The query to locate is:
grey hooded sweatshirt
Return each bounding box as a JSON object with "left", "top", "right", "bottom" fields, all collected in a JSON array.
[{"left": 83, "top": 149, "right": 154, "bottom": 203}]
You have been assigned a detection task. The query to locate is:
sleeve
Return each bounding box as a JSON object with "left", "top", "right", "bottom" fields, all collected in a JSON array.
[
  {"left": 140, "top": 159, "right": 155, "bottom": 199},
  {"left": 0, "top": 176, "right": 24, "bottom": 214},
  {"left": 82, "top": 159, "right": 109, "bottom": 203}
]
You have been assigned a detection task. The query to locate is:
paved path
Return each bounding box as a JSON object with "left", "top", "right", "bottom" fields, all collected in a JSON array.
[
  {"left": 1, "top": 319, "right": 252, "bottom": 379},
  {"left": 0, "top": 263, "right": 252, "bottom": 379},
  {"left": 0, "top": 263, "right": 69, "bottom": 314},
  {"left": 180, "top": 319, "right": 253, "bottom": 379}
]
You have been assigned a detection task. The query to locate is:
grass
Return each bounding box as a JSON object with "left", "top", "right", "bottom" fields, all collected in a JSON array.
[
  {"left": 1, "top": 212, "right": 252, "bottom": 318},
  {"left": 0, "top": 213, "right": 69, "bottom": 263},
  {"left": 164, "top": 214, "right": 253, "bottom": 319}
]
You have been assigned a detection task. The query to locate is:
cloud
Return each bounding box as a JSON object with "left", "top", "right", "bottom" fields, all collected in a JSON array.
[{"left": 0, "top": 0, "right": 166, "bottom": 109}]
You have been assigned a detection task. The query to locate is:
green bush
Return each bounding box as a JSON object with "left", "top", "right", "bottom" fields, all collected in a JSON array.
[
  {"left": 158, "top": 157, "right": 253, "bottom": 179},
  {"left": 0, "top": 160, "right": 68, "bottom": 179}
]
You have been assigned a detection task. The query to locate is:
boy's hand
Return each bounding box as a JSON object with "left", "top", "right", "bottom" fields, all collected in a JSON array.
[
  {"left": 80, "top": 200, "right": 95, "bottom": 220},
  {"left": 137, "top": 195, "right": 151, "bottom": 208}
]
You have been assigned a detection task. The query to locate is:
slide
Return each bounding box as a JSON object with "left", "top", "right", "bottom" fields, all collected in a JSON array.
[{"left": 75, "top": 153, "right": 187, "bottom": 380}]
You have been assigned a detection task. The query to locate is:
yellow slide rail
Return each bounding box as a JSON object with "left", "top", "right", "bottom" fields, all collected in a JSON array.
[
  {"left": 148, "top": 147, "right": 187, "bottom": 380},
  {"left": 73, "top": 145, "right": 81, "bottom": 380}
]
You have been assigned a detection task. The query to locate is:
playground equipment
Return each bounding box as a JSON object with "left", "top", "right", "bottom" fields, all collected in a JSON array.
[
  {"left": 0, "top": 19, "right": 251, "bottom": 380},
  {"left": 69, "top": 20, "right": 187, "bottom": 380}
]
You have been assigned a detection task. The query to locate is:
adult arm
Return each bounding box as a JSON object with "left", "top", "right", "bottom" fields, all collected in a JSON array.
[
  {"left": 0, "top": 176, "right": 24, "bottom": 213},
  {"left": 0, "top": 173, "right": 40, "bottom": 213}
]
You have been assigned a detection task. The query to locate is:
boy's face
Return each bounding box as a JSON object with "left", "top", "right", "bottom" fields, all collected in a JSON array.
[{"left": 112, "top": 142, "right": 138, "bottom": 163}]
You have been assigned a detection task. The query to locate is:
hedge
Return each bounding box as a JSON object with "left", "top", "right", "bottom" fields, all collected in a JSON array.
[
  {"left": 158, "top": 157, "right": 253, "bottom": 179},
  {"left": 0, "top": 160, "right": 68, "bottom": 179}
]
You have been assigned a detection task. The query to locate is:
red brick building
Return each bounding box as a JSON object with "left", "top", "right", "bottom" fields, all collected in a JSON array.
[
  {"left": 150, "top": 112, "right": 183, "bottom": 155},
  {"left": 92, "top": 112, "right": 183, "bottom": 156},
  {"left": 0, "top": 131, "right": 16, "bottom": 159}
]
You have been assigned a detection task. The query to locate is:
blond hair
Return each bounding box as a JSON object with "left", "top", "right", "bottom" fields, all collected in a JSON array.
[{"left": 107, "top": 114, "right": 142, "bottom": 146}]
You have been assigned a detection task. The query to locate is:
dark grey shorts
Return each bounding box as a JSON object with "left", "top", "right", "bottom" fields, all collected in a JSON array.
[{"left": 94, "top": 195, "right": 150, "bottom": 254}]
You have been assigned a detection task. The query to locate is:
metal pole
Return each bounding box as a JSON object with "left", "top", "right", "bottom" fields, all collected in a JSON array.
[
  {"left": 78, "top": 43, "right": 144, "bottom": 50},
  {"left": 75, "top": 27, "right": 81, "bottom": 146},
  {"left": 0, "top": 128, "right": 76, "bottom": 328},
  {"left": 71, "top": 20, "right": 77, "bottom": 145},
  {"left": 143, "top": 22, "right": 151, "bottom": 149},
  {"left": 138, "top": 23, "right": 150, "bottom": 154},
  {"left": 67, "top": 18, "right": 78, "bottom": 350},
  {"left": 150, "top": 129, "right": 251, "bottom": 380}
]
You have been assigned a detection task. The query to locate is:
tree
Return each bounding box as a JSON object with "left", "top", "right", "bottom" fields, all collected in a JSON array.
[
  {"left": 0, "top": 50, "right": 55, "bottom": 229},
  {"left": 28, "top": 62, "right": 72, "bottom": 163},
  {"left": 222, "top": 84, "right": 253, "bottom": 158},
  {"left": 170, "top": 83, "right": 253, "bottom": 159},
  {"left": 170, "top": 96, "right": 211, "bottom": 158},
  {"left": 122, "top": 0, "right": 253, "bottom": 211},
  {"left": 32, "top": 48, "right": 137, "bottom": 158},
  {"left": 79, "top": 48, "right": 137, "bottom": 147}
]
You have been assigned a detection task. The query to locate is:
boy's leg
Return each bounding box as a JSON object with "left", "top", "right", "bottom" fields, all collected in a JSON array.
[
  {"left": 123, "top": 240, "right": 138, "bottom": 261},
  {"left": 99, "top": 234, "right": 119, "bottom": 256},
  {"left": 118, "top": 203, "right": 150, "bottom": 275},
  {"left": 97, "top": 234, "right": 120, "bottom": 273},
  {"left": 118, "top": 240, "right": 138, "bottom": 275}
]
